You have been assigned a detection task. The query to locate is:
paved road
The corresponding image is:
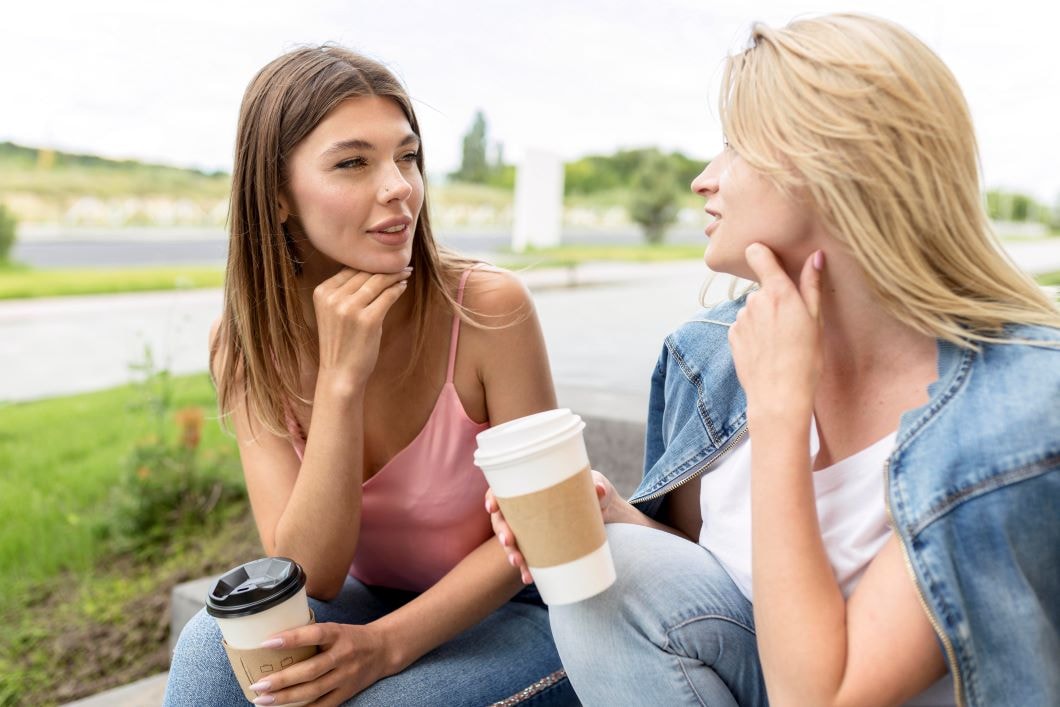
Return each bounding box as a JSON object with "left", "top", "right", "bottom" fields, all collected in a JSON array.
[
  {"left": 11, "top": 226, "right": 708, "bottom": 268},
  {"left": 3, "top": 240, "right": 1058, "bottom": 404},
  {"left": 0, "top": 261, "right": 716, "bottom": 403}
]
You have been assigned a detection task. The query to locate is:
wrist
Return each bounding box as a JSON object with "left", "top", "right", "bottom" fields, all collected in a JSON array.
[
  {"left": 369, "top": 616, "right": 412, "bottom": 676},
  {"left": 314, "top": 370, "right": 368, "bottom": 403}
]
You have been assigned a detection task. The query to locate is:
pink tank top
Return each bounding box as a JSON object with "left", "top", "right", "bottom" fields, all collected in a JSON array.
[{"left": 287, "top": 268, "right": 491, "bottom": 592}]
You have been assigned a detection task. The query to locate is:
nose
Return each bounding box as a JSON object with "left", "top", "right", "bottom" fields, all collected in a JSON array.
[
  {"left": 378, "top": 164, "right": 414, "bottom": 203},
  {"left": 690, "top": 153, "right": 722, "bottom": 198}
]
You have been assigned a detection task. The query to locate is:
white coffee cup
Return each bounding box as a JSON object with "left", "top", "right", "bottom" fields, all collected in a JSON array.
[
  {"left": 475, "top": 409, "right": 616, "bottom": 605},
  {"left": 207, "top": 557, "right": 315, "bottom": 705}
]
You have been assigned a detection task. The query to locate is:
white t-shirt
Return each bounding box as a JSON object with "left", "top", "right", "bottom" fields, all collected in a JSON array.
[{"left": 697, "top": 427, "right": 955, "bottom": 706}]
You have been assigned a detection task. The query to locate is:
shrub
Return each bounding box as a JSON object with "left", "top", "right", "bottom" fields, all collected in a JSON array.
[
  {"left": 0, "top": 204, "right": 16, "bottom": 263},
  {"left": 629, "top": 150, "right": 680, "bottom": 244},
  {"left": 97, "top": 349, "right": 244, "bottom": 559}
]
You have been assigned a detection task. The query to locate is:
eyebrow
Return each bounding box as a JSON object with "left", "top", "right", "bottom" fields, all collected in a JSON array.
[{"left": 321, "top": 133, "right": 420, "bottom": 157}]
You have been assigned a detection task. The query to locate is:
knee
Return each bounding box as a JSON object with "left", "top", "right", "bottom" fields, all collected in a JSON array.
[
  {"left": 549, "top": 524, "right": 675, "bottom": 644},
  {"left": 170, "top": 608, "right": 224, "bottom": 666}
]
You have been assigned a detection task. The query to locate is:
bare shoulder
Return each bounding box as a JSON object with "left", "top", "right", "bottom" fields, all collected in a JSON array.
[{"left": 458, "top": 267, "right": 534, "bottom": 326}]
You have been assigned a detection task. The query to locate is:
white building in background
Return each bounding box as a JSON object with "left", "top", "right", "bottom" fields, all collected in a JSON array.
[{"left": 512, "top": 149, "right": 564, "bottom": 252}]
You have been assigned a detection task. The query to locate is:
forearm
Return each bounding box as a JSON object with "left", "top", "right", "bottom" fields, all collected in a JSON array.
[
  {"left": 751, "top": 417, "right": 848, "bottom": 706},
  {"left": 272, "top": 381, "right": 367, "bottom": 596},
  {"left": 373, "top": 537, "right": 525, "bottom": 673}
]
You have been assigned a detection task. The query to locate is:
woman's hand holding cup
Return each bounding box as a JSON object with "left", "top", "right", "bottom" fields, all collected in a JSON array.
[
  {"left": 246, "top": 621, "right": 398, "bottom": 707},
  {"left": 486, "top": 469, "right": 618, "bottom": 585}
]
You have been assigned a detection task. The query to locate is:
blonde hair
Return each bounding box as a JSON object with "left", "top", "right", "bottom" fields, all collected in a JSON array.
[
  {"left": 214, "top": 46, "right": 478, "bottom": 437},
  {"left": 720, "top": 13, "right": 1060, "bottom": 345}
]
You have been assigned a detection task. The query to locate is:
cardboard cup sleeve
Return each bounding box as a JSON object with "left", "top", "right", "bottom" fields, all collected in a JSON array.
[
  {"left": 495, "top": 465, "right": 606, "bottom": 568},
  {"left": 221, "top": 609, "right": 320, "bottom": 702}
]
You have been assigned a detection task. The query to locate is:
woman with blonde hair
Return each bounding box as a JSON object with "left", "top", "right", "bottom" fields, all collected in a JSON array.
[
  {"left": 164, "top": 46, "right": 577, "bottom": 705},
  {"left": 491, "top": 13, "right": 1060, "bottom": 706}
]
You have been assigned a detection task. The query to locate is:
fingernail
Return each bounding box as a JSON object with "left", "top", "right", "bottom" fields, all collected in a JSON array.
[
  {"left": 498, "top": 532, "right": 508, "bottom": 546},
  {"left": 260, "top": 638, "right": 284, "bottom": 649},
  {"left": 507, "top": 554, "right": 518, "bottom": 567},
  {"left": 252, "top": 696, "right": 275, "bottom": 705},
  {"left": 485, "top": 498, "right": 492, "bottom": 513},
  {"left": 813, "top": 250, "right": 824, "bottom": 270},
  {"left": 248, "top": 680, "right": 271, "bottom": 692},
  {"left": 402, "top": 266, "right": 414, "bottom": 272}
]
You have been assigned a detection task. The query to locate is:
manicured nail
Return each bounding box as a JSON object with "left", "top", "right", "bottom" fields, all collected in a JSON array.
[
  {"left": 498, "top": 532, "right": 508, "bottom": 546},
  {"left": 260, "top": 638, "right": 284, "bottom": 649},
  {"left": 507, "top": 554, "right": 518, "bottom": 567},
  {"left": 248, "top": 680, "right": 271, "bottom": 692},
  {"left": 402, "top": 266, "right": 414, "bottom": 272},
  {"left": 813, "top": 250, "right": 824, "bottom": 270},
  {"left": 252, "top": 695, "right": 275, "bottom": 705}
]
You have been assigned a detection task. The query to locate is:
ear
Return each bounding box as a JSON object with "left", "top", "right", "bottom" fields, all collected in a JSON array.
[{"left": 277, "top": 191, "right": 291, "bottom": 224}]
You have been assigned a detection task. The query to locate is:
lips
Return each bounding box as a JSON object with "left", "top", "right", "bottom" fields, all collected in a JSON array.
[
  {"left": 704, "top": 208, "right": 721, "bottom": 236},
  {"left": 367, "top": 215, "right": 414, "bottom": 246}
]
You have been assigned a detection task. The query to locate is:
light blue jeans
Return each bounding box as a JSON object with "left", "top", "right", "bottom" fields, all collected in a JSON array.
[
  {"left": 164, "top": 576, "right": 578, "bottom": 706},
  {"left": 549, "top": 523, "right": 767, "bottom": 706}
]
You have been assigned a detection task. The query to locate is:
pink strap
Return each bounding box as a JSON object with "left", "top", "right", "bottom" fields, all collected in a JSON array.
[{"left": 446, "top": 268, "right": 477, "bottom": 383}]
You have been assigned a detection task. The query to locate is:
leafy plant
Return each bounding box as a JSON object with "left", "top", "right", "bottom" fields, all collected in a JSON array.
[
  {"left": 629, "top": 149, "right": 681, "bottom": 244},
  {"left": 97, "top": 347, "right": 244, "bottom": 559},
  {"left": 0, "top": 203, "right": 16, "bottom": 263}
]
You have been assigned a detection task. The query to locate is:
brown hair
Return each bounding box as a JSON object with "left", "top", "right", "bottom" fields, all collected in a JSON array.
[
  {"left": 214, "top": 45, "right": 477, "bottom": 436},
  {"left": 720, "top": 14, "right": 1060, "bottom": 346}
]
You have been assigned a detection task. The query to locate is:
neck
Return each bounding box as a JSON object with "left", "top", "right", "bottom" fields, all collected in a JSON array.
[{"left": 814, "top": 250, "right": 937, "bottom": 385}]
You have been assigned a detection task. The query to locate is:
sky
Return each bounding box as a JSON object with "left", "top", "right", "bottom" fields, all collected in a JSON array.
[{"left": 3, "top": 0, "right": 1058, "bottom": 202}]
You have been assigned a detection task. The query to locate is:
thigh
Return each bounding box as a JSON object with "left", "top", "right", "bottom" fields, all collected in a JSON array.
[
  {"left": 164, "top": 575, "right": 394, "bottom": 707},
  {"left": 550, "top": 523, "right": 765, "bottom": 707},
  {"left": 348, "top": 598, "right": 578, "bottom": 706}
]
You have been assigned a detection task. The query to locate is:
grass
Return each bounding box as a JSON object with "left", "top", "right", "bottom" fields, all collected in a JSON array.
[
  {"left": 1036, "top": 270, "right": 1060, "bottom": 287},
  {"left": 0, "top": 373, "right": 240, "bottom": 611},
  {"left": 0, "top": 373, "right": 256, "bottom": 704},
  {"left": 498, "top": 242, "right": 706, "bottom": 269},
  {"left": 0, "top": 264, "right": 224, "bottom": 299}
]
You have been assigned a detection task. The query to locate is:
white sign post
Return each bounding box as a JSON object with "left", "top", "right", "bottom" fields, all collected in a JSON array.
[{"left": 512, "top": 149, "right": 564, "bottom": 253}]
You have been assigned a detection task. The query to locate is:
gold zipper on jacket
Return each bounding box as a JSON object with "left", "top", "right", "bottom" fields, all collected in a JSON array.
[
  {"left": 632, "top": 425, "right": 748, "bottom": 505},
  {"left": 884, "top": 459, "right": 965, "bottom": 707}
]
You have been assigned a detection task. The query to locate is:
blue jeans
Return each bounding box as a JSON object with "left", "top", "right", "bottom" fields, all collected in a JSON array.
[
  {"left": 549, "top": 523, "right": 767, "bottom": 706},
  {"left": 165, "top": 576, "right": 578, "bottom": 706}
]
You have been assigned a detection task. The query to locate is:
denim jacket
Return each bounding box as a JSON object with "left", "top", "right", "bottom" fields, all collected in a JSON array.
[{"left": 628, "top": 297, "right": 1060, "bottom": 707}]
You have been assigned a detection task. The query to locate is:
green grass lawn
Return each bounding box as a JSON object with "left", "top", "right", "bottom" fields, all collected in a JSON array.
[
  {"left": 0, "top": 374, "right": 240, "bottom": 609},
  {"left": 1037, "top": 270, "right": 1060, "bottom": 287},
  {"left": 497, "top": 242, "right": 707, "bottom": 269},
  {"left": 0, "top": 374, "right": 259, "bottom": 705},
  {"left": 0, "top": 264, "right": 224, "bottom": 299}
]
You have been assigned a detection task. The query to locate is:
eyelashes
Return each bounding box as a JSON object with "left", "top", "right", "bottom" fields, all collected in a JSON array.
[{"left": 335, "top": 151, "right": 418, "bottom": 170}]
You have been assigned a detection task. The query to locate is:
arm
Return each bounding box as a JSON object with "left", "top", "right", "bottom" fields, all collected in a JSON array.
[
  {"left": 256, "top": 269, "right": 562, "bottom": 706},
  {"left": 219, "top": 269, "right": 412, "bottom": 599},
  {"left": 734, "top": 245, "right": 946, "bottom": 707}
]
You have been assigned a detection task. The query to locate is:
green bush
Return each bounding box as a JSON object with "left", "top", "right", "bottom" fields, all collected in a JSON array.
[
  {"left": 96, "top": 349, "right": 244, "bottom": 559},
  {"left": 0, "top": 204, "right": 16, "bottom": 262},
  {"left": 629, "top": 150, "right": 681, "bottom": 244}
]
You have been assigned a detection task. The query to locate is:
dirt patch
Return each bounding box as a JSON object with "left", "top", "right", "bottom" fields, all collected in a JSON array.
[{"left": 0, "top": 510, "right": 262, "bottom": 706}]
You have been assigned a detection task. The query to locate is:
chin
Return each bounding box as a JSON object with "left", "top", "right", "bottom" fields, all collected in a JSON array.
[{"left": 342, "top": 251, "right": 413, "bottom": 275}]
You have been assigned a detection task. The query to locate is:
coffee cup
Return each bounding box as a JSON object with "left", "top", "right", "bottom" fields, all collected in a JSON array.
[
  {"left": 206, "top": 557, "right": 317, "bottom": 705},
  {"left": 474, "top": 408, "right": 616, "bottom": 605}
]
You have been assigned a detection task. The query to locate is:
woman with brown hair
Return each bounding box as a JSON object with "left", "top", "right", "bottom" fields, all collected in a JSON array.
[{"left": 163, "top": 46, "right": 576, "bottom": 706}]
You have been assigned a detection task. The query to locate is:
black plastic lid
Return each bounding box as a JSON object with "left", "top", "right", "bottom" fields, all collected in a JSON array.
[{"left": 205, "top": 557, "right": 307, "bottom": 619}]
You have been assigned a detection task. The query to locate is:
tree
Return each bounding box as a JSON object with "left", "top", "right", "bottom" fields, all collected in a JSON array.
[
  {"left": 453, "top": 110, "right": 490, "bottom": 183},
  {"left": 629, "top": 150, "right": 680, "bottom": 244},
  {"left": 0, "top": 203, "right": 17, "bottom": 263}
]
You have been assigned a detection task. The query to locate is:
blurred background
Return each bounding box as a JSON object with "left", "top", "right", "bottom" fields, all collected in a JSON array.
[{"left": 1, "top": 1, "right": 1058, "bottom": 704}]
